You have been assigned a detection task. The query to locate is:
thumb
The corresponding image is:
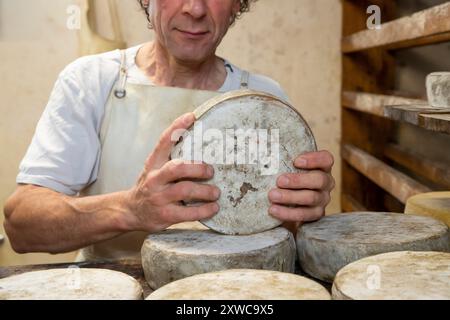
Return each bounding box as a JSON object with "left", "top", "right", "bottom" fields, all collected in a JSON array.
[{"left": 145, "top": 112, "right": 195, "bottom": 170}]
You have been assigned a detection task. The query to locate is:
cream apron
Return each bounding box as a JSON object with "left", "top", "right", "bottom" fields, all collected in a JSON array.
[{"left": 77, "top": 50, "right": 249, "bottom": 261}]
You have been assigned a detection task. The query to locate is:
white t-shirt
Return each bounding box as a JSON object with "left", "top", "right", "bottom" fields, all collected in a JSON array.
[{"left": 17, "top": 44, "right": 289, "bottom": 195}]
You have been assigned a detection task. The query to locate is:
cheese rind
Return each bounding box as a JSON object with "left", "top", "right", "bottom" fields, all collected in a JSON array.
[
  {"left": 0, "top": 268, "right": 143, "bottom": 300},
  {"left": 296, "top": 212, "right": 450, "bottom": 283},
  {"left": 142, "top": 227, "right": 296, "bottom": 289},
  {"left": 426, "top": 72, "right": 450, "bottom": 108},
  {"left": 147, "top": 269, "right": 331, "bottom": 300},
  {"left": 332, "top": 251, "right": 450, "bottom": 300},
  {"left": 167, "top": 221, "right": 209, "bottom": 230},
  {"left": 171, "top": 91, "right": 317, "bottom": 235},
  {"left": 405, "top": 192, "right": 450, "bottom": 227}
]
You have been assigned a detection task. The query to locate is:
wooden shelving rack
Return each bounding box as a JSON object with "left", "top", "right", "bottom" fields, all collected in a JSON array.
[{"left": 341, "top": 1, "right": 450, "bottom": 213}]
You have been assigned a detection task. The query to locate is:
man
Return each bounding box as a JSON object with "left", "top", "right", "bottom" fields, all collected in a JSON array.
[{"left": 4, "top": 0, "right": 335, "bottom": 261}]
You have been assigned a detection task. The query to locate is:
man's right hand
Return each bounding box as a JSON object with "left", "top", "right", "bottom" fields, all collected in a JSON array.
[
  {"left": 124, "top": 113, "right": 220, "bottom": 233},
  {"left": 3, "top": 112, "right": 219, "bottom": 254}
]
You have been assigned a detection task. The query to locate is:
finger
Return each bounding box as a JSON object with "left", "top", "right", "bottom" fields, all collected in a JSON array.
[
  {"left": 169, "top": 202, "right": 220, "bottom": 223},
  {"left": 268, "top": 205, "right": 324, "bottom": 222},
  {"left": 277, "top": 171, "right": 334, "bottom": 191},
  {"left": 164, "top": 181, "right": 221, "bottom": 203},
  {"left": 145, "top": 113, "right": 195, "bottom": 170},
  {"left": 268, "top": 188, "right": 324, "bottom": 206},
  {"left": 156, "top": 159, "right": 214, "bottom": 184},
  {"left": 294, "top": 150, "right": 334, "bottom": 173}
]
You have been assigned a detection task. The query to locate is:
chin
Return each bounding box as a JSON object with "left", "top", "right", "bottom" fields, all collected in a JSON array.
[
  {"left": 177, "top": 54, "right": 209, "bottom": 63},
  {"left": 170, "top": 45, "right": 215, "bottom": 63}
]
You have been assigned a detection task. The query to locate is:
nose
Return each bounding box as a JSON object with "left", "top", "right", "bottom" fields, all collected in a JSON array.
[{"left": 182, "top": 0, "right": 207, "bottom": 19}]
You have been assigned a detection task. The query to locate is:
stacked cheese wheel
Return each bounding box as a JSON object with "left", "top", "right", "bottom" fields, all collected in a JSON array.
[
  {"left": 147, "top": 269, "right": 331, "bottom": 300},
  {"left": 296, "top": 212, "right": 450, "bottom": 283},
  {"left": 142, "top": 227, "right": 297, "bottom": 289},
  {"left": 332, "top": 251, "right": 450, "bottom": 300},
  {"left": 405, "top": 192, "right": 450, "bottom": 227},
  {"left": 0, "top": 268, "right": 143, "bottom": 300}
]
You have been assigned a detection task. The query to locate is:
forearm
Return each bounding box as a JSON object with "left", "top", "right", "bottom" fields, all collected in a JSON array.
[{"left": 3, "top": 185, "right": 133, "bottom": 254}]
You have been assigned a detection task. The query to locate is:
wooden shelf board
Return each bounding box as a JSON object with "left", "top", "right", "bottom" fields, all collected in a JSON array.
[
  {"left": 384, "top": 105, "right": 450, "bottom": 134},
  {"left": 341, "top": 193, "right": 368, "bottom": 212},
  {"left": 342, "top": 3, "right": 450, "bottom": 53},
  {"left": 342, "top": 91, "right": 426, "bottom": 117},
  {"left": 384, "top": 143, "right": 450, "bottom": 189},
  {"left": 342, "top": 144, "right": 432, "bottom": 204},
  {"left": 419, "top": 113, "right": 450, "bottom": 134}
]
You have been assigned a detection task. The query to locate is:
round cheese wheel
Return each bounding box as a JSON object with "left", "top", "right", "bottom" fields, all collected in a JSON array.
[
  {"left": 171, "top": 90, "right": 316, "bottom": 235},
  {"left": 296, "top": 212, "right": 450, "bottom": 283},
  {"left": 332, "top": 251, "right": 450, "bottom": 300},
  {"left": 405, "top": 192, "right": 450, "bottom": 227},
  {"left": 167, "top": 221, "right": 209, "bottom": 230},
  {"left": 426, "top": 72, "right": 450, "bottom": 108},
  {"left": 142, "top": 227, "right": 296, "bottom": 289},
  {"left": 147, "top": 269, "right": 331, "bottom": 300},
  {"left": 0, "top": 268, "right": 143, "bottom": 300}
]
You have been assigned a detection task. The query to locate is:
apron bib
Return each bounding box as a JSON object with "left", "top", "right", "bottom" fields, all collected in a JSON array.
[{"left": 77, "top": 50, "right": 248, "bottom": 261}]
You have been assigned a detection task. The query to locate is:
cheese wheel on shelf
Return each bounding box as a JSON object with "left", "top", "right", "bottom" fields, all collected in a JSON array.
[
  {"left": 0, "top": 268, "right": 143, "bottom": 300},
  {"left": 141, "top": 227, "right": 296, "bottom": 289},
  {"left": 147, "top": 269, "right": 331, "bottom": 300},
  {"left": 332, "top": 251, "right": 450, "bottom": 300},
  {"left": 405, "top": 192, "right": 450, "bottom": 227},
  {"left": 296, "top": 212, "right": 450, "bottom": 283},
  {"left": 426, "top": 72, "right": 450, "bottom": 108}
]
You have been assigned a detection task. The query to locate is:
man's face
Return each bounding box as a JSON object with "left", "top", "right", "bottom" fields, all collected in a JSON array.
[{"left": 150, "top": 0, "right": 240, "bottom": 62}]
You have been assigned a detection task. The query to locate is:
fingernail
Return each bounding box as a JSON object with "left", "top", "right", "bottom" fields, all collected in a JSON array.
[
  {"left": 207, "top": 166, "right": 214, "bottom": 176},
  {"left": 279, "top": 176, "right": 290, "bottom": 187},
  {"left": 213, "top": 203, "right": 220, "bottom": 212},
  {"left": 270, "top": 190, "right": 281, "bottom": 201},
  {"left": 214, "top": 188, "right": 221, "bottom": 199},
  {"left": 269, "top": 206, "right": 279, "bottom": 215},
  {"left": 296, "top": 157, "right": 308, "bottom": 167},
  {"left": 183, "top": 113, "right": 195, "bottom": 125}
]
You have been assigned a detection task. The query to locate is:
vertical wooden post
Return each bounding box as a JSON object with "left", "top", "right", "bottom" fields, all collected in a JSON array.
[{"left": 341, "top": 0, "right": 397, "bottom": 211}]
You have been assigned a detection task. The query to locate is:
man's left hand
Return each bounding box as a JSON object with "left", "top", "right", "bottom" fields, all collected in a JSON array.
[{"left": 268, "top": 150, "right": 335, "bottom": 229}]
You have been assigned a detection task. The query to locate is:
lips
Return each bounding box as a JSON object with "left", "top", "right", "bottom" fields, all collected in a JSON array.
[{"left": 176, "top": 29, "right": 209, "bottom": 39}]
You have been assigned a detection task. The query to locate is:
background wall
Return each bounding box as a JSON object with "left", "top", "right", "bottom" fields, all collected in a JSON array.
[
  {"left": 0, "top": 0, "right": 79, "bottom": 266},
  {"left": 0, "top": 0, "right": 342, "bottom": 266}
]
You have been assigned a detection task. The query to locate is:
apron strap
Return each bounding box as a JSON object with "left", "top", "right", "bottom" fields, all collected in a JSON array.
[
  {"left": 114, "top": 51, "right": 249, "bottom": 96},
  {"left": 114, "top": 50, "right": 128, "bottom": 99},
  {"left": 240, "top": 71, "right": 250, "bottom": 89}
]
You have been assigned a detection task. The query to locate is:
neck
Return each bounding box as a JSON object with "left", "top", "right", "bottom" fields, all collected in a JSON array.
[{"left": 135, "top": 41, "right": 227, "bottom": 91}]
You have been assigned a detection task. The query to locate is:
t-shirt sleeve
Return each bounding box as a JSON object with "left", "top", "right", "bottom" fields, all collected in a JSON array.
[
  {"left": 16, "top": 56, "right": 114, "bottom": 195},
  {"left": 248, "top": 73, "right": 291, "bottom": 103}
]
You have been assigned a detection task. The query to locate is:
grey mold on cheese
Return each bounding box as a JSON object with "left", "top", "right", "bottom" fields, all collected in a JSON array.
[
  {"left": 171, "top": 90, "right": 317, "bottom": 235},
  {"left": 426, "top": 72, "right": 450, "bottom": 108},
  {"left": 142, "top": 227, "right": 296, "bottom": 289},
  {"left": 296, "top": 212, "right": 450, "bottom": 283}
]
